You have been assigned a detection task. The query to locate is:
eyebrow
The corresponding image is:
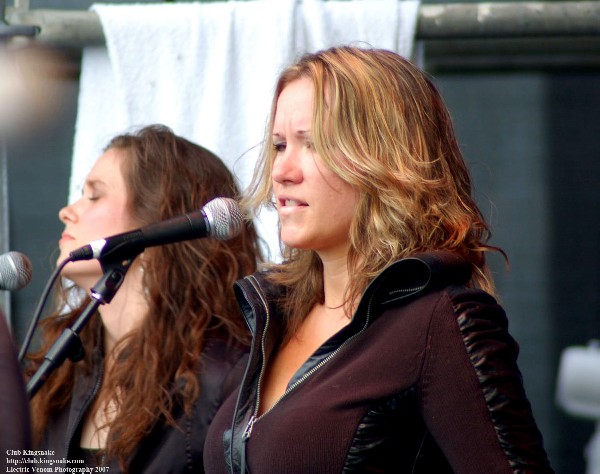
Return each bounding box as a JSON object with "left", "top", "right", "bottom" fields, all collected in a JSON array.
[
  {"left": 81, "top": 179, "right": 106, "bottom": 193},
  {"left": 272, "top": 129, "right": 311, "bottom": 139}
]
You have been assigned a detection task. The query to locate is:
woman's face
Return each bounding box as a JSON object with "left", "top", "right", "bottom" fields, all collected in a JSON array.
[
  {"left": 57, "top": 148, "right": 142, "bottom": 288},
  {"left": 271, "top": 76, "right": 359, "bottom": 259}
]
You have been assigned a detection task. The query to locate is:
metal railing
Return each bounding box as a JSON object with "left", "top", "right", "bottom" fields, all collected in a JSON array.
[{"left": 1, "top": 2, "right": 600, "bottom": 47}]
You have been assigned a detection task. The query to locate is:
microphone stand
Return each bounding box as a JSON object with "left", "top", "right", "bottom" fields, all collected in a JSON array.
[{"left": 27, "top": 256, "right": 134, "bottom": 398}]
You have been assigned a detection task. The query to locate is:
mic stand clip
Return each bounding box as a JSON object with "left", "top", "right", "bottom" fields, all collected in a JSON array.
[{"left": 26, "top": 256, "right": 134, "bottom": 398}]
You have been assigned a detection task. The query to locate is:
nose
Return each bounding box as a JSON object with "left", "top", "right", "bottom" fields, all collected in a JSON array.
[
  {"left": 58, "top": 201, "right": 78, "bottom": 224},
  {"left": 272, "top": 146, "right": 302, "bottom": 185}
]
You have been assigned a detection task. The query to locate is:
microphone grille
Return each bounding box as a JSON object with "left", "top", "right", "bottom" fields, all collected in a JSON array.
[
  {"left": 203, "top": 197, "right": 244, "bottom": 241},
  {"left": 0, "top": 251, "right": 33, "bottom": 291}
]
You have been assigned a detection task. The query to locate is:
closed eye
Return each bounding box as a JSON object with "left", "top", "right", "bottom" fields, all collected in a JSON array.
[
  {"left": 81, "top": 189, "right": 100, "bottom": 201},
  {"left": 81, "top": 179, "right": 105, "bottom": 202}
]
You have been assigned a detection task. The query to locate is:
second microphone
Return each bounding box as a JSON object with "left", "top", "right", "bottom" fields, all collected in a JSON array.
[{"left": 68, "top": 197, "right": 243, "bottom": 262}]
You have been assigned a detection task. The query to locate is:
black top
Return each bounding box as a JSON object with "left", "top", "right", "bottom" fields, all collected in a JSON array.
[
  {"left": 71, "top": 446, "right": 105, "bottom": 468},
  {"left": 204, "top": 252, "right": 554, "bottom": 473},
  {"left": 38, "top": 334, "right": 247, "bottom": 473}
]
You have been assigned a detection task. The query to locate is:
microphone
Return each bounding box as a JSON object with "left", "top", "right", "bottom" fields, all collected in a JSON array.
[
  {"left": 69, "top": 197, "right": 243, "bottom": 262},
  {"left": 0, "top": 251, "right": 33, "bottom": 291}
]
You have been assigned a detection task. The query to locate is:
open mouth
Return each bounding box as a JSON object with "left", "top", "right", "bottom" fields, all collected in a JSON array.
[{"left": 280, "top": 197, "right": 308, "bottom": 208}]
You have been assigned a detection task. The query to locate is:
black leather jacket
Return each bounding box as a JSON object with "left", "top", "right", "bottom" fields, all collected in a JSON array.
[
  {"left": 204, "top": 251, "right": 554, "bottom": 473},
  {"left": 39, "top": 335, "right": 247, "bottom": 473}
]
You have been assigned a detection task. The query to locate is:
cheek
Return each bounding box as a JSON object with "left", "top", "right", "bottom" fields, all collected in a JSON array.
[
  {"left": 93, "top": 208, "right": 136, "bottom": 235},
  {"left": 338, "top": 202, "right": 357, "bottom": 233},
  {"left": 321, "top": 191, "right": 358, "bottom": 241},
  {"left": 329, "top": 183, "right": 359, "bottom": 219}
]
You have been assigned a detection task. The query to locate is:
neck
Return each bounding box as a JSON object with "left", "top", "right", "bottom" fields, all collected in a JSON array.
[
  {"left": 318, "top": 250, "right": 351, "bottom": 311},
  {"left": 96, "top": 262, "right": 148, "bottom": 355}
]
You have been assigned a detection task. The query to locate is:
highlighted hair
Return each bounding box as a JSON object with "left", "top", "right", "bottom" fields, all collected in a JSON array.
[{"left": 245, "top": 46, "right": 505, "bottom": 338}]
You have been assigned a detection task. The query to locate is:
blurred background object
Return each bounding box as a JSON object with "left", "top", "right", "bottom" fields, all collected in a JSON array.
[
  {"left": 0, "top": 34, "right": 73, "bottom": 325},
  {"left": 0, "top": 45, "right": 69, "bottom": 137},
  {"left": 556, "top": 341, "right": 600, "bottom": 474}
]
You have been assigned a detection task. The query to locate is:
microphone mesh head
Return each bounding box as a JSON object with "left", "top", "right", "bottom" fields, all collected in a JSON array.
[
  {"left": 203, "top": 198, "right": 244, "bottom": 241},
  {"left": 0, "top": 251, "right": 33, "bottom": 291}
]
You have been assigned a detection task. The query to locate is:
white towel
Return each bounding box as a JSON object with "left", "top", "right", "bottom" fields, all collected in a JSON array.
[
  {"left": 299, "top": 0, "right": 420, "bottom": 53},
  {"left": 72, "top": 0, "right": 421, "bottom": 261}
]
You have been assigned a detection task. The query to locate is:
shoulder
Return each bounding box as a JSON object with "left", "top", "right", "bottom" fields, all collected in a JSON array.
[
  {"left": 201, "top": 336, "right": 248, "bottom": 379},
  {"left": 417, "top": 285, "right": 513, "bottom": 350},
  {"left": 202, "top": 334, "right": 247, "bottom": 362},
  {"left": 369, "top": 250, "right": 472, "bottom": 309},
  {"left": 199, "top": 336, "right": 249, "bottom": 402},
  {"left": 369, "top": 251, "right": 513, "bottom": 353},
  {"left": 374, "top": 281, "right": 506, "bottom": 344}
]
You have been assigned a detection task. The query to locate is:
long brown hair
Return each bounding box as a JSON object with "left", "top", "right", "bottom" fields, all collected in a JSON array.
[
  {"left": 27, "top": 125, "right": 261, "bottom": 467},
  {"left": 244, "top": 46, "right": 505, "bottom": 337}
]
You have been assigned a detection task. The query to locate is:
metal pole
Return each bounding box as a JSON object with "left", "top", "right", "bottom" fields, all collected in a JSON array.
[
  {"left": 3, "top": 2, "right": 600, "bottom": 48},
  {"left": 418, "top": 1, "right": 600, "bottom": 39},
  {"left": 1, "top": 0, "right": 36, "bottom": 328},
  {"left": 0, "top": 0, "right": 11, "bottom": 325},
  {"left": 0, "top": 0, "right": 37, "bottom": 41},
  {"left": 0, "top": 136, "right": 10, "bottom": 326}
]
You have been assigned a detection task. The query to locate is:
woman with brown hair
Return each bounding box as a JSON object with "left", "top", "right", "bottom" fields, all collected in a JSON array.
[
  {"left": 26, "top": 124, "right": 261, "bottom": 472},
  {"left": 204, "top": 46, "right": 553, "bottom": 472}
]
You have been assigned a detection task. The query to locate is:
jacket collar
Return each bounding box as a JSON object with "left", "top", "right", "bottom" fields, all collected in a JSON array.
[
  {"left": 372, "top": 250, "right": 471, "bottom": 310},
  {"left": 234, "top": 250, "right": 471, "bottom": 332},
  {"left": 232, "top": 251, "right": 471, "bottom": 397}
]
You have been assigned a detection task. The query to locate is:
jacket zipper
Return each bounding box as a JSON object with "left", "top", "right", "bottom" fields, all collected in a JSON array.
[
  {"left": 239, "top": 283, "right": 378, "bottom": 467},
  {"left": 237, "top": 275, "right": 270, "bottom": 474},
  {"left": 235, "top": 259, "right": 433, "bottom": 471},
  {"left": 388, "top": 285, "right": 425, "bottom": 295}
]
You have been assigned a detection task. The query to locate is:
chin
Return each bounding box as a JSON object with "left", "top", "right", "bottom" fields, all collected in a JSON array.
[
  {"left": 60, "top": 260, "right": 103, "bottom": 287},
  {"left": 281, "top": 236, "right": 301, "bottom": 248},
  {"left": 56, "top": 252, "right": 70, "bottom": 266},
  {"left": 281, "top": 230, "right": 306, "bottom": 249},
  {"left": 282, "top": 241, "right": 311, "bottom": 252}
]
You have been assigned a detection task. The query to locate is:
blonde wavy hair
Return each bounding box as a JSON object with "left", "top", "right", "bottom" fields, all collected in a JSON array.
[{"left": 245, "top": 46, "right": 505, "bottom": 335}]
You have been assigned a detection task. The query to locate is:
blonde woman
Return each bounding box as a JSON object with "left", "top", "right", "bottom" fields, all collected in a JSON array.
[{"left": 204, "top": 47, "right": 553, "bottom": 473}]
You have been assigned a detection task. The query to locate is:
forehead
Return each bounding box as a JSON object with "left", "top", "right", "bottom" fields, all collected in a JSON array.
[
  {"left": 85, "top": 148, "right": 127, "bottom": 188},
  {"left": 274, "top": 77, "right": 315, "bottom": 128}
]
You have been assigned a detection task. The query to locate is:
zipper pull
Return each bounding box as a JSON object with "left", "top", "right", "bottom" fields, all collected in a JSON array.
[
  {"left": 242, "top": 415, "right": 256, "bottom": 442},
  {"left": 240, "top": 415, "right": 256, "bottom": 474}
]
